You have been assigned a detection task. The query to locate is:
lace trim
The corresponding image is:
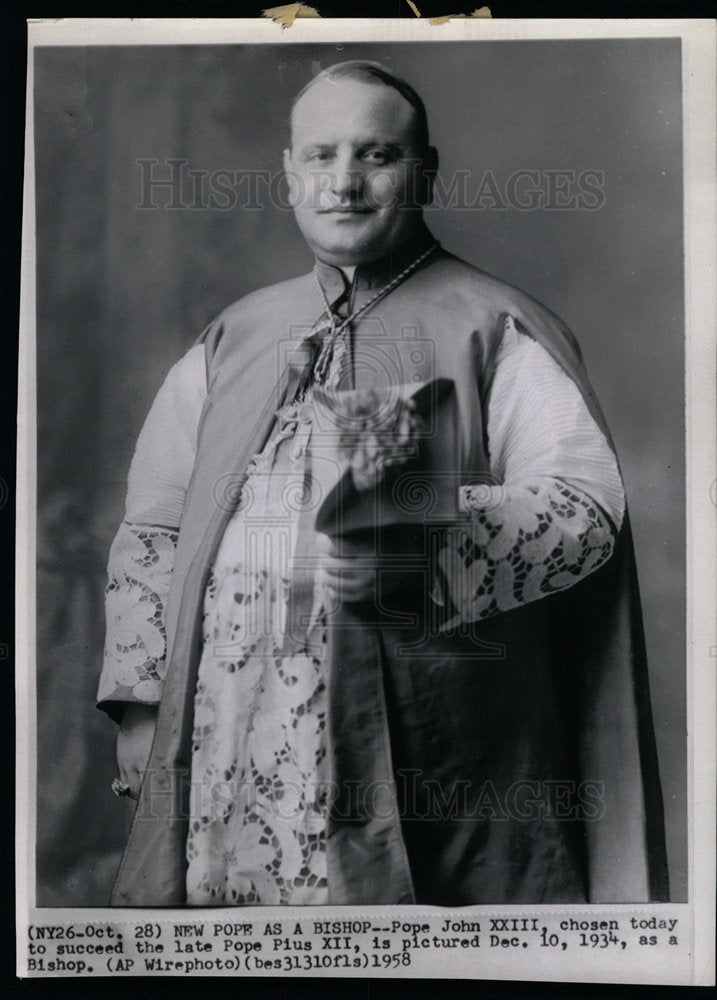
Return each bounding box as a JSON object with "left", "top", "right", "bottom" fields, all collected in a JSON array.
[
  {"left": 433, "top": 477, "right": 615, "bottom": 630},
  {"left": 98, "top": 523, "right": 178, "bottom": 704},
  {"left": 186, "top": 628, "right": 329, "bottom": 905}
]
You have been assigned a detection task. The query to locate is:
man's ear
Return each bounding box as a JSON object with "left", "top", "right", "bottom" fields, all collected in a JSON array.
[
  {"left": 419, "top": 146, "right": 439, "bottom": 206},
  {"left": 283, "top": 147, "right": 300, "bottom": 207}
]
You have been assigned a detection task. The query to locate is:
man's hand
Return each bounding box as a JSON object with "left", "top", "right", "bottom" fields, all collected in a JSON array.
[
  {"left": 116, "top": 703, "right": 158, "bottom": 800},
  {"left": 317, "top": 533, "right": 387, "bottom": 604}
]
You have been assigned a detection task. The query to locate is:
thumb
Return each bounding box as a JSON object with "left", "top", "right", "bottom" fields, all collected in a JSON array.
[{"left": 315, "top": 533, "right": 337, "bottom": 557}]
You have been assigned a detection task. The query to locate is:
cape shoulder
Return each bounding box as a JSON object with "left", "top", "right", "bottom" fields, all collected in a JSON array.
[
  {"left": 428, "top": 250, "right": 585, "bottom": 368},
  {"left": 196, "top": 272, "right": 317, "bottom": 373},
  {"left": 196, "top": 251, "right": 584, "bottom": 368},
  {"left": 194, "top": 250, "right": 591, "bottom": 422},
  {"left": 426, "top": 251, "right": 611, "bottom": 452}
]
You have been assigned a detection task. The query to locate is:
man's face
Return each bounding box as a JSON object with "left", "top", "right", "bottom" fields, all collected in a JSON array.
[{"left": 284, "top": 78, "right": 432, "bottom": 267}]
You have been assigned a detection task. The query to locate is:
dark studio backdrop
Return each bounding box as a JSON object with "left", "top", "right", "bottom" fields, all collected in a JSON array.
[{"left": 33, "top": 38, "right": 686, "bottom": 905}]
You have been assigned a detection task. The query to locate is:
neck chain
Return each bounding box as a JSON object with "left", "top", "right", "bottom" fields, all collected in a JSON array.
[{"left": 310, "top": 241, "right": 439, "bottom": 386}]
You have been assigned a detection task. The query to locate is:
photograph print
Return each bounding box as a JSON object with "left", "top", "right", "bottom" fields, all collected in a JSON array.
[{"left": 32, "top": 36, "right": 685, "bottom": 908}]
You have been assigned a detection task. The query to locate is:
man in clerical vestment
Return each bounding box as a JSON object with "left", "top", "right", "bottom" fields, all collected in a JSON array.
[{"left": 98, "top": 61, "right": 668, "bottom": 906}]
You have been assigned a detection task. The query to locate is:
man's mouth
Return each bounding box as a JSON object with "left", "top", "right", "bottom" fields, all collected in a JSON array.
[{"left": 317, "top": 206, "right": 374, "bottom": 215}]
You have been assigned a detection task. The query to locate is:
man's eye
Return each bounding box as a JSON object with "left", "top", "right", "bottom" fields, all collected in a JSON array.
[
  {"left": 362, "top": 149, "right": 392, "bottom": 164},
  {"left": 307, "top": 151, "right": 333, "bottom": 162}
]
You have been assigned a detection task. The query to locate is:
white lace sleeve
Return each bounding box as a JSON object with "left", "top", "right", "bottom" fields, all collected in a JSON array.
[
  {"left": 433, "top": 315, "right": 625, "bottom": 630},
  {"left": 97, "top": 343, "right": 206, "bottom": 712},
  {"left": 97, "top": 523, "right": 178, "bottom": 705},
  {"left": 434, "top": 478, "right": 615, "bottom": 631}
]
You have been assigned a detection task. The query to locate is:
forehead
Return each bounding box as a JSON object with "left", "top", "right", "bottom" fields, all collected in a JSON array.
[{"left": 291, "top": 78, "right": 417, "bottom": 147}]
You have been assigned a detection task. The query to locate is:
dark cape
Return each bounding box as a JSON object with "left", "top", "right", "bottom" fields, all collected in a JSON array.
[{"left": 109, "top": 229, "right": 669, "bottom": 905}]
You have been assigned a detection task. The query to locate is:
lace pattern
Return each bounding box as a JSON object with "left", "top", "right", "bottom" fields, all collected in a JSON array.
[
  {"left": 185, "top": 391, "right": 331, "bottom": 906},
  {"left": 98, "top": 523, "right": 178, "bottom": 705},
  {"left": 433, "top": 478, "right": 615, "bottom": 630}
]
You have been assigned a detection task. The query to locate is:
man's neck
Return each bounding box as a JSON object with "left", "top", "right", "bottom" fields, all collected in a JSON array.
[
  {"left": 313, "top": 223, "right": 437, "bottom": 296},
  {"left": 314, "top": 217, "right": 430, "bottom": 286}
]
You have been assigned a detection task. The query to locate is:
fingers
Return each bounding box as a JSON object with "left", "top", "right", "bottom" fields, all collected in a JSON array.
[
  {"left": 117, "top": 760, "right": 141, "bottom": 800},
  {"left": 116, "top": 707, "right": 157, "bottom": 801},
  {"left": 125, "top": 771, "right": 141, "bottom": 801},
  {"left": 117, "top": 739, "right": 147, "bottom": 801},
  {"left": 326, "top": 581, "right": 374, "bottom": 602},
  {"left": 321, "top": 564, "right": 376, "bottom": 602},
  {"left": 320, "top": 555, "right": 374, "bottom": 574},
  {"left": 315, "top": 533, "right": 337, "bottom": 557}
]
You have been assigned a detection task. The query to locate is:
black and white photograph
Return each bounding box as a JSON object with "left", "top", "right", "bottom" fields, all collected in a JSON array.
[{"left": 17, "top": 17, "right": 715, "bottom": 983}]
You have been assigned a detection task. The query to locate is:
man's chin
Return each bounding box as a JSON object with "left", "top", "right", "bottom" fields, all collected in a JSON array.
[
  {"left": 305, "top": 230, "right": 396, "bottom": 267},
  {"left": 296, "top": 211, "right": 423, "bottom": 267}
]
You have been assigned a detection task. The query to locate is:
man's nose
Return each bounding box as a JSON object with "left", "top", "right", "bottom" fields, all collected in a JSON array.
[{"left": 331, "top": 156, "right": 364, "bottom": 198}]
